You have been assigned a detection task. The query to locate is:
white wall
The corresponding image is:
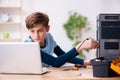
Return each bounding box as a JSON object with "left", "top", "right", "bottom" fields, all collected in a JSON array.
[{"left": 22, "top": 0, "right": 120, "bottom": 59}]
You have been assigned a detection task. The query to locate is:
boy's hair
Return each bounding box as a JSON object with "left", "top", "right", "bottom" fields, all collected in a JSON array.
[{"left": 25, "top": 12, "right": 49, "bottom": 29}]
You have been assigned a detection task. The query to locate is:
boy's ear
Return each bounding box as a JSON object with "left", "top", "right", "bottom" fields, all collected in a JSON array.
[{"left": 46, "top": 25, "right": 50, "bottom": 32}]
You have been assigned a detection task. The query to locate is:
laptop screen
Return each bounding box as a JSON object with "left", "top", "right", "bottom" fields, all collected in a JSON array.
[{"left": 0, "top": 42, "right": 44, "bottom": 74}]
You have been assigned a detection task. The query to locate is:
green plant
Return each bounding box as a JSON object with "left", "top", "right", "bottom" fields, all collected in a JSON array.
[{"left": 63, "top": 12, "right": 90, "bottom": 58}]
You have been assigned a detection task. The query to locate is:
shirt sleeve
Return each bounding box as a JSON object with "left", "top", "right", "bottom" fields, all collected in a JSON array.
[
  {"left": 68, "top": 57, "right": 84, "bottom": 65},
  {"left": 54, "top": 45, "right": 65, "bottom": 56},
  {"left": 54, "top": 45, "right": 84, "bottom": 65},
  {"left": 41, "top": 48, "right": 79, "bottom": 67}
]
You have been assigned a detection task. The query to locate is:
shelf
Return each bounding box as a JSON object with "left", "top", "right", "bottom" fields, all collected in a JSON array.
[
  {"left": 0, "top": 38, "right": 22, "bottom": 42},
  {"left": 0, "top": 6, "right": 21, "bottom": 9},
  {"left": 0, "top": 22, "right": 21, "bottom": 25},
  {"left": 0, "top": 0, "right": 21, "bottom": 8},
  {"left": 0, "top": 0, "right": 22, "bottom": 42}
]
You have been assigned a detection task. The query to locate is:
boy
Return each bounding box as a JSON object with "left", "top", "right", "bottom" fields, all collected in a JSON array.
[{"left": 24, "top": 12, "right": 98, "bottom": 67}]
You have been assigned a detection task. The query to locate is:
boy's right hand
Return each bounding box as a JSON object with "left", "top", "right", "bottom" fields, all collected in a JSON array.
[{"left": 75, "top": 38, "right": 98, "bottom": 52}]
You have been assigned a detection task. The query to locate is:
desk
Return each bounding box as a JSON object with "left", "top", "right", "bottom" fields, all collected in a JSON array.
[{"left": 0, "top": 66, "right": 120, "bottom": 80}]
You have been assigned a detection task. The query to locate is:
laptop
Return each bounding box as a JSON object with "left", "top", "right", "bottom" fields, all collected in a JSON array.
[{"left": 0, "top": 42, "right": 48, "bottom": 74}]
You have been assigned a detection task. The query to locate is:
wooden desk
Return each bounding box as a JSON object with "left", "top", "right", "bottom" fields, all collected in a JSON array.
[{"left": 0, "top": 66, "right": 120, "bottom": 80}]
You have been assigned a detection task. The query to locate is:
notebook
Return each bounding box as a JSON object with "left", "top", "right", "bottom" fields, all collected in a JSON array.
[{"left": 0, "top": 42, "right": 48, "bottom": 74}]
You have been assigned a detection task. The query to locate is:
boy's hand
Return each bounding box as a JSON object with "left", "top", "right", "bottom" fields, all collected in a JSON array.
[{"left": 76, "top": 38, "right": 98, "bottom": 52}]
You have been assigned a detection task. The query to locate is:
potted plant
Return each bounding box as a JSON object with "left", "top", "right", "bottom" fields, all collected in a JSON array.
[{"left": 63, "top": 11, "right": 90, "bottom": 58}]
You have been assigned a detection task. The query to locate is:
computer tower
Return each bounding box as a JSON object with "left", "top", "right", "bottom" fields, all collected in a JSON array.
[{"left": 96, "top": 14, "right": 120, "bottom": 57}]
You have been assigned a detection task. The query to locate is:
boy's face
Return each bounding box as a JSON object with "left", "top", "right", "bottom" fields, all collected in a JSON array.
[{"left": 28, "top": 24, "right": 49, "bottom": 43}]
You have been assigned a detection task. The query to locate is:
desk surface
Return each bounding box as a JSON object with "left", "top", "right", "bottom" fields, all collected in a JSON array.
[{"left": 0, "top": 66, "right": 120, "bottom": 80}]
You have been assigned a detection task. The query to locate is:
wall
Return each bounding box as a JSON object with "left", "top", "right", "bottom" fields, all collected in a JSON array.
[{"left": 22, "top": 0, "right": 120, "bottom": 59}]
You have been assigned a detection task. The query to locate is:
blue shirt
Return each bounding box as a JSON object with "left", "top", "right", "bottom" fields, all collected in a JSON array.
[
  {"left": 24, "top": 32, "right": 84, "bottom": 67},
  {"left": 25, "top": 33, "right": 56, "bottom": 55}
]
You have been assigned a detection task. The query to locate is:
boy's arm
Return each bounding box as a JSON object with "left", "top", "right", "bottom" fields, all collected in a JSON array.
[
  {"left": 68, "top": 57, "right": 84, "bottom": 65},
  {"left": 54, "top": 45, "right": 65, "bottom": 56},
  {"left": 41, "top": 48, "right": 78, "bottom": 67},
  {"left": 54, "top": 46, "right": 84, "bottom": 65}
]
